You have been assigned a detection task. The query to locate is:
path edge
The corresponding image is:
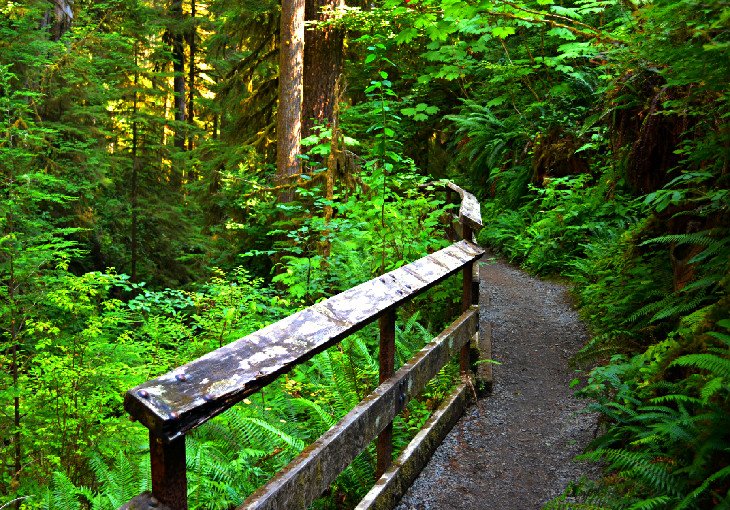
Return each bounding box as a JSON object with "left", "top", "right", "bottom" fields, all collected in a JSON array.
[{"left": 355, "top": 381, "right": 472, "bottom": 510}]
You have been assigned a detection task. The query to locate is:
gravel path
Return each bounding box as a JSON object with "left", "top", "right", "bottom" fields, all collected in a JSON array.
[{"left": 394, "top": 255, "right": 597, "bottom": 510}]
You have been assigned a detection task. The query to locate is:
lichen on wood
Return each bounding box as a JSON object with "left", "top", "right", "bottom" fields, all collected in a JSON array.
[{"left": 124, "top": 240, "right": 484, "bottom": 442}]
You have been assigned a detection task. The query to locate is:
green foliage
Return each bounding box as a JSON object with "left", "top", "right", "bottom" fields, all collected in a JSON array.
[
  {"left": 4, "top": 0, "right": 728, "bottom": 506},
  {"left": 478, "top": 174, "right": 639, "bottom": 275},
  {"left": 379, "top": 0, "right": 730, "bottom": 508},
  {"left": 572, "top": 319, "right": 730, "bottom": 508}
]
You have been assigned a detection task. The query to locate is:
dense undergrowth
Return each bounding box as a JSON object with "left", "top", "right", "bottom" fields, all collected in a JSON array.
[
  {"left": 2, "top": 0, "right": 728, "bottom": 508},
  {"left": 465, "top": 1, "right": 730, "bottom": 507},
  {"left": 4, "top": 168, "right": 464, "bottom": 510}
]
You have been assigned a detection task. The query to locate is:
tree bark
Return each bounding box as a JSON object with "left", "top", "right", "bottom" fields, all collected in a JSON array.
[
  {"left": 302, "top": 0, "right": 344, "bottom": 139},
  {"left": 170, "top": 0, "right": 186, "bottom": 189},
  {"left": 131, "top": 44, "right": 140, "bottom": 283},
  {"left": 42, "top": 0, "right": 74, "bottom": 40},
  {"left": 276, "top": 0, "right": 306, "bottom": 202},
  {"left": 5, "top": 192, "right": 21, "bottom": 510},
  {"left": 187, "top": 0, "right": 196, "bottom": 154}
]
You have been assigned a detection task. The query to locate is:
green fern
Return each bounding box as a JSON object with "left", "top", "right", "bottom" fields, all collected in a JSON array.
[
  {"left": 648, "top": 394, "right": 703, "bottom": 406},
  {"left": 88, "top": 452, "right": 149, "bottom": 510},
  {"left": 699, "top": 377, "right": 725, "bottom": 402},
  {"left": 675, "top": 465, "right": 730, "bottom": 510},
  {"left": 445, "top": 99, "right": 529, "bottom": 202},
  {"left": 37, "top": 471, "right": 85, "bottom": 510},
  {"left": 627, "top": 293, "right": 708, "bottom": 325},
  {"left": 291, "top": 398, "right": 337, "bottom": 430},
  {"left": 670, "top": 354, "right": 730, "bottom": 380},
  {"left": 544, "top": 503, "right": 610, "bottom": 510},
  {"left": 627, "top": 495, "right": 672, "bottom": 510},
  {"left": 572, "top": 333, "right": 634, "bottom": 368},
  {"left": 640, "top": 232, "right": 718, "bottom": 248},
  {"left": 708, "top": 322, "right": 730, "bottom": 347},
  {"left": 579, "top": 448, "right": 685, "bottom": 498},
  {"left": 239, "top": 417, "right": 305, "bottom": 451}
]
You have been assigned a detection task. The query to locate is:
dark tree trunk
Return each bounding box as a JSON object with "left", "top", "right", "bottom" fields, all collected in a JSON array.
[
  {"left": 302, "top": 0, "right": 344, "bottom": 139},
  {"left": 42, "top": 0, "right": 74, "bottom": 40},
  {"left": 187, "top": 0, "right": 196, "bottom": 154},
  {"left": 185, "top": 0, "right": 197, "bottom": 184},
  {"left": 276, "top": 0, "right": 305, "bottom": 202},
  {"left": 131, "top": 45, "right": 140, "bottom": 282},
  {"left": 170, "top": 0, "right": 186, "bottom": 189},
  {"left": 5, "top": 201, "right": 21, "bottom": 510}
]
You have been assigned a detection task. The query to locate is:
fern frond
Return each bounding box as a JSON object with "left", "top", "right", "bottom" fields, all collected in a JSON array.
[
  {"left": 677, "top": 277, "right": 720, "bottom": 295},
  {"left": 675, "top": 465, "right": 730, "bottom": 509},
  {"left": 579, "top": 448, "right": 684, "bottom": 498},
  {"left": 572, "top": 333, "right": 633, "bottom": 367},
  {"left": 648, "top": 394, "right": 703, "bottom": 406},
  {"left": 48, "top": 471, "right": 83, "bottom": 510},
  {"left": 708, "top": 322, "right": 730, "bottom": 347},
  {"left": 700, "top": 376, "right": 726, "bottom": 401},
  {"left": 629, "top": 297, "right": 669, "bottom": 323},
  {"left": 89, "top": 452, "right": 144, "bottom": 509},
  {"left": 641, "top": 232, "right": 717, "bottom": 247},
  {"left": 544, "top": 503, "right": 610, "bottom": 510},
  {"left": 650, "top": 295, "right": 707, "bottom": 323},
  {"left": 688, "top": 235, "right": 730, "bottom": 263},
  {"left": 627, "top": 495, "right": 671, "bottom": 510},
  {"left": 239, "top": 417, "right": 305, "bottom": 451},
  {"left": 670, "top": 353, "right": 730, "bottom": 379},
  {"left": 292, "top": 397, "right": 336, "bottom": 430}
]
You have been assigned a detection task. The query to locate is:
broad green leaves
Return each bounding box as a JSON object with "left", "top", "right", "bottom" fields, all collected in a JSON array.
[
  {"left": 491, "top": 26, "right": 516, "bottom": 39},
  {"left": 400, "top": 102, "right": 439, "bottom": 121}
]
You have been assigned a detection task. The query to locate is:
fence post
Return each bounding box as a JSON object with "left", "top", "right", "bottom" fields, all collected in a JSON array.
[
  {"left": 150, "top": 432, "right": 188, "bottom": 510},
  {"left": 376, "top": 308, "right": 396, "bottom": 478},
  {"left": 461, "top": 224, "right": 474, "bottom": 374}
]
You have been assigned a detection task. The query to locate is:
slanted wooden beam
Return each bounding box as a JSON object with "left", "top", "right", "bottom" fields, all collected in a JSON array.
[
  {"left": 240, "top": 307, "right": 478, "bottom": 510},
  {"left": 125, "top": 240, "right": 484, "bottom": 442}
]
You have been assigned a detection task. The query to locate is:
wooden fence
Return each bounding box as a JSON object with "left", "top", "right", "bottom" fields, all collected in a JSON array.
[{"left": 120, "top": 182, "right": 488, "bottom": 510}]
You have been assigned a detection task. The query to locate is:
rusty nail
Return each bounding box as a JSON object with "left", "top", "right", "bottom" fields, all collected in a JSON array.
[
  {"left": 148, "top": 496, "right": 159, "bottom": 508},
  {"left": 203, "top": 394, "right": 213, "bottom": 402},
  {"left": 138, "top": 390, "right": 149, "bottom": 399},
  {"left": 175, "top": 373, "right": 187, "bottom": 382}
]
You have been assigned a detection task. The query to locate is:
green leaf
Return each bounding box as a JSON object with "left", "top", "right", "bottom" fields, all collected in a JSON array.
[
  {"left": 547, "top": 27, "right": 577, "bottom": 41},
  {"left": 492, "top": 26, "right": 516, "bottom": 39},
  {"left": 487, "top": 96, "right": 506, "bottom": 107},
  {"left": 395, "top": 28, "right": 419, "bottom": 44}
]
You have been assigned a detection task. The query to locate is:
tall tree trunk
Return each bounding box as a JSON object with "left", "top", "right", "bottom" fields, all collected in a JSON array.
[
  {"left": 170, "top": 0, "right": 186, "bottom": 189},
  {"left": 11, "top": 292, "right": 21, "bottom": 510},
  {"left": 41, "top": 0, "right": 74, "bottom": 40},
  {"left": 5, "top": 198, "right": 21, "bottom": 510},
  {"left": 276, "top": 0, "right": 305, "bottom": 202},
  {"left": 302, "top": 0, "right": 344, "bottom": 139},
  {"left": 131, "top": 45, "right": 140, "bottom": 283},
  {"left": 187, "top": 0, "right": 196, "bottom": 155},
  {"left": 185, "top": 0, "right": 197, "bottom": 184}
]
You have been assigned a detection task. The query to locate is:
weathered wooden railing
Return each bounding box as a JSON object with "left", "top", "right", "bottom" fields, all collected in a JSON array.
[{"left": 120, "top": 182, "right": 486, "bottom": 510}]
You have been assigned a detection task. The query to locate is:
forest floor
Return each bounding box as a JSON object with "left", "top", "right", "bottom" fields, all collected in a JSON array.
[{"left": 394, "top": 253, "right": 599, "bottom": 509}]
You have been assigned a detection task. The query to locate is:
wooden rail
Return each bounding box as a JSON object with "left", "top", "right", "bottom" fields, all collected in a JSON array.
[{"left": 120, "top": 182, "right": 484, "bottom": 510}]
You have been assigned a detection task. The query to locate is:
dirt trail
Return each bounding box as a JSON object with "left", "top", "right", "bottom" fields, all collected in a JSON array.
[{"left": 395, "top": 255, "right": 597, "bottom": 509}]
